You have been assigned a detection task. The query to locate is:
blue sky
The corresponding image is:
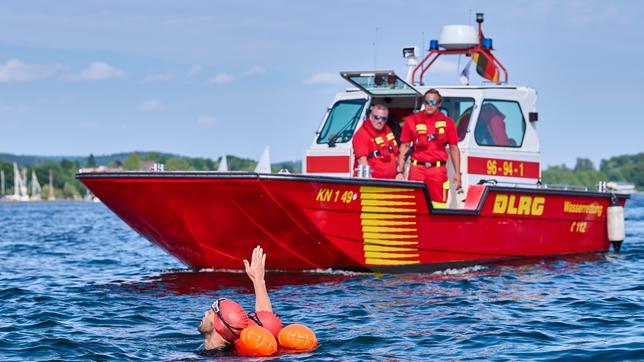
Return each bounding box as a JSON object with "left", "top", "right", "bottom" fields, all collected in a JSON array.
[{"left": 1, "top": 0, "right": 642, "bottom": 167}]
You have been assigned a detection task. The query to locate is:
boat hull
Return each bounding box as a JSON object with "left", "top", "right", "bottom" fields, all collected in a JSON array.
[{"left": 78, "top": 172, "right": 628, "bottom": 273}]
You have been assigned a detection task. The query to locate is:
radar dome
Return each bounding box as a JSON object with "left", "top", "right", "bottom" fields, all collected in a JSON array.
[{"left": 438, "top": 25, "right": 477, "bottom": 49}]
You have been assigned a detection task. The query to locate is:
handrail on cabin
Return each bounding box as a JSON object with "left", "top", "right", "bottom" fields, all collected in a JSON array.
[{"left": 411, "top": 14, "right": 509, "bottom": 86}]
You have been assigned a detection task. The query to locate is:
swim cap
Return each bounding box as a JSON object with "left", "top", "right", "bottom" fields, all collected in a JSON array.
[
  {"left": 248, "top": 311, "right": 283, "bottom": 339},
  {"left": 211, "top": 298, "right": 250, "bottom": 343}
]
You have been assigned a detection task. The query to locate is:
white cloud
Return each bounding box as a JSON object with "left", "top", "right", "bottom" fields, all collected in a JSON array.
[
  {"left": 138, "top": 98, "right": 163, "bottom": 111},
  {"left": 0, "top": 59, "right": 57, "bottom": 82},
  {"left": 197, "top": 115, "right": 216, "bottom": 125},
  {"left": 303, "top": 72, "right": 342, "bottom": 85},
  {"left": 208, "top": 73, "right": 234, "bottom": 84},
  {"left": 0, "top": 103, "right": 29, "bottom": 113},
  {"left": 65, "top": 62, "right": 125, "bottom": 81},
  {"left": 188, "top": 65, "right": 203, "bottom": 77},
  {"left": 242, "top": 66, "right": 265, "bottom": 76},
  {"left": 143, "top": 72, "right": 174, "bottom": 82}
]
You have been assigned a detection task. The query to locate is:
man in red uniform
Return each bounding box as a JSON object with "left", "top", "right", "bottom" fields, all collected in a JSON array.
[
  {"left": 352, "top": 104, "right": 400, "bottom": 179},
  {"left": 396, "top": 89, "right": 461, "bottom": 208}
]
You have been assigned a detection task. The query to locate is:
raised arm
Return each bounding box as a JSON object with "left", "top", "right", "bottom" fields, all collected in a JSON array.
[{"left": 243, "top": 245, "right": 273, "bottom": 312}]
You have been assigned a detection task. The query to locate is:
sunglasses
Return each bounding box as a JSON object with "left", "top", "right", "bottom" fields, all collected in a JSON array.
[
  {"left": 372, "top": 115, "right": 388, "bottom": 121},
  {"left": 424, "top": 99, "right": 440, "bottom": 106},
  {"left": 211, "top": 298, "right": 244, "bottom": 337}
]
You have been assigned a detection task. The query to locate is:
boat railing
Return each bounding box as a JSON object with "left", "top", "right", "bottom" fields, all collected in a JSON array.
[
  {"left": 539, "top": 184, "right": 589, "bottom": 192},
  {"left": 476, "top": 179, "right": 541, "bottom": 189},
  {"left": 476, "top": 179, "right": 591, "bottom": 192}
]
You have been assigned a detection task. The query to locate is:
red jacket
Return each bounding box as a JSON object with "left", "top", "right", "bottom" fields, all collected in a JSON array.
[
  {"left": 352, "top": 120, "right": 400, "bottom": 179},
  {"left": 400, "top": 111, "right": 458, "bottom": 163}
]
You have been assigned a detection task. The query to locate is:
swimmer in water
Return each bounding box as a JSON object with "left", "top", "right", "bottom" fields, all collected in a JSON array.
[{"left": 196, "top": 246, "right": 273, "bottom": 356}]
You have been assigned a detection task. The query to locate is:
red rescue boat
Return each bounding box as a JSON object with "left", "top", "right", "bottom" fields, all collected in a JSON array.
[{"left": 78, "top": 14, "right": 628, "bottom": 273}]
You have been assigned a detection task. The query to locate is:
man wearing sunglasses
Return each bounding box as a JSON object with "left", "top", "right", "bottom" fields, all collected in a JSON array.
[
  {"left": 397, "top": 89, "right": 461, "bottom": 208},
  {"left": 196, "top": 246, "right": 273, "bottom": 356},
  {"left": 352, "top": 104, "right": 400, "bottom": 179}
]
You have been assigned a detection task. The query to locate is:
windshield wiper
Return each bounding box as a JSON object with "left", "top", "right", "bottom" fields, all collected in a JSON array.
[
  {"left": 327, "top": 110, "right": 362, "bottom": 148},
  {"left": 328, "top": 133, "right": 340, "bottom": 148}
]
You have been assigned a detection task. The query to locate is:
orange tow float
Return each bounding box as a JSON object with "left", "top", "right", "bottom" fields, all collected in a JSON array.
[
  {"left": 235, "top": 326, "right": 277, "bottom": 357},
  {"left": 278, "top": 324, "right": 318, "bottom": 351},
  {"left": 235, "top": 320, "right": 318, "bottom": 357}
]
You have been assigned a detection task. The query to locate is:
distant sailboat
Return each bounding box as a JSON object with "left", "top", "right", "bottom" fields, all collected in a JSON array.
[
  {"left": 9, "top": 163, "right": 29, "bottom": 201},
  {"left": 30, "top": 170, "right": 42, "bottom": 201},
  {"left": 21, "top": 167, "right": 28, "bottom": 198},
  {"left": 217, "top": 155, "right": 229, "bottom": 172},
  {"left": 0, "top": 169, "right": 5, "bottom": 197},
  {"left": 254, "top": 146, "right": 271, "bottom": 173},
  {"left": 48, "top": 169, "right": 55, "bottom": 201}
]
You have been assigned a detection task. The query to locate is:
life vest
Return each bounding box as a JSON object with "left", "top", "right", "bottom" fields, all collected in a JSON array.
[
  {"left": 413, "top": 112, "right": 449, "bottom": 149},
  {"left": 364, "top": 123, "right": 399, "bottom": 162}
]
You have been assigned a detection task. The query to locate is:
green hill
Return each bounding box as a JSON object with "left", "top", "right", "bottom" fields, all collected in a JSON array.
[{"left": 542, "top": 153, "right": 643, "bottom": 190}]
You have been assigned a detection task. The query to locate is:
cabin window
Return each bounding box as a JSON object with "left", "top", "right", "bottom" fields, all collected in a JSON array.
[
  {"left": 442, "top": 98, "right": 475, "bottom": 141},
  {"left": 317, "top": 99, "right": 366, "bottom": 145},
  {"left": 474, "top": 100, "right": 525, "bottom": 147}
]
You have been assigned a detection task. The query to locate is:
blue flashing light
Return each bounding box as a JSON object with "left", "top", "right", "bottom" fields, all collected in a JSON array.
[
  {"left": 429, "top": 40, "right": 439, "bottom": 50},
  {"left": 483, "top": 38, "right": 493, "bottom": 49}
]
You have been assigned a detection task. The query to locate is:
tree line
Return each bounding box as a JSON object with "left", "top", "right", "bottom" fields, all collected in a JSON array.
[
  {"left": 0, "top": 158, "right": 85, "bottom": 199},
  {"left": 542, "top": 153, "right": 643, "bottom": 190},
  {"left": 0, "top": 151, "right": 302, "bottom": 199}
]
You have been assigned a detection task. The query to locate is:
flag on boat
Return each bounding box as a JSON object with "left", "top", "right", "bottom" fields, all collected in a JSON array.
[
  {"left": 472, "top": 52, "right": 499, "bottom": 82},
  {"left": 459, "top": 58, "right": 472, "bottom": 85}
]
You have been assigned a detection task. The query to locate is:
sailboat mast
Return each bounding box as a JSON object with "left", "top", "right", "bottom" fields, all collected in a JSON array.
[
  {"left": 31, "top": 170, "right": 42, "bottom": 200},
  {"left": 31, "top": 170, "right": 36, "bottom": 197},
  {"left": 48, "top": 169, "right": 55, "bottom": 201},
  {"left": 13, "top": 163, "right": 20, "bottom": 198},
  {"left": 1, "top": 169, "right": 4, "bottom": 196},
  {"left": 21, "top": 167, "right": 28, "bottom": 197}
]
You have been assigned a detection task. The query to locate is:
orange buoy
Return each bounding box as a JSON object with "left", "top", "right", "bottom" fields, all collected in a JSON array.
[
  {"left": 235, "top": 325, "right": 278, "bottom": 357},
  {"left": 248, "top": 311, "right": 283, "bottom": 339},
  {"left": 277, "top": 324, "right": 318, "bottom": 351}
]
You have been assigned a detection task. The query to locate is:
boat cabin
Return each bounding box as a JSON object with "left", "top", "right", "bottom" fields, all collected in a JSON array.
[{"left": 304, "top": 16, "right": 542, "bottom": 208}]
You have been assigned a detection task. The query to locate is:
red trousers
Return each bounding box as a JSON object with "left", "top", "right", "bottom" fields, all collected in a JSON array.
[{"left": 408, "top": 164, "right": 450, "bottom": 208}]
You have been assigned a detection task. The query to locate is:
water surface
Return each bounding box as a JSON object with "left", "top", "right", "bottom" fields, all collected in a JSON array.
[{"left": 1, "top": 195, "right": 642, "bottom": 360}]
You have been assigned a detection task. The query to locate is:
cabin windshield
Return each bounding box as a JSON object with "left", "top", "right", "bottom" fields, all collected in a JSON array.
[{"left": 317, "top": 99, "right": 367, "bottom": 145}]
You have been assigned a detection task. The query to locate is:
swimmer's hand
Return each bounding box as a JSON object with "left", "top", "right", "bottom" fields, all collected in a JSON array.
[{"left": 243, "top": 245, "right": 266, "bottom": 284}]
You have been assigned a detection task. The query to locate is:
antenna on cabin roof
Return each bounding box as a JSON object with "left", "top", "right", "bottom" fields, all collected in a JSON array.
[{"left": 373, "top": 27, "right": 379, "bottom": 70}]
